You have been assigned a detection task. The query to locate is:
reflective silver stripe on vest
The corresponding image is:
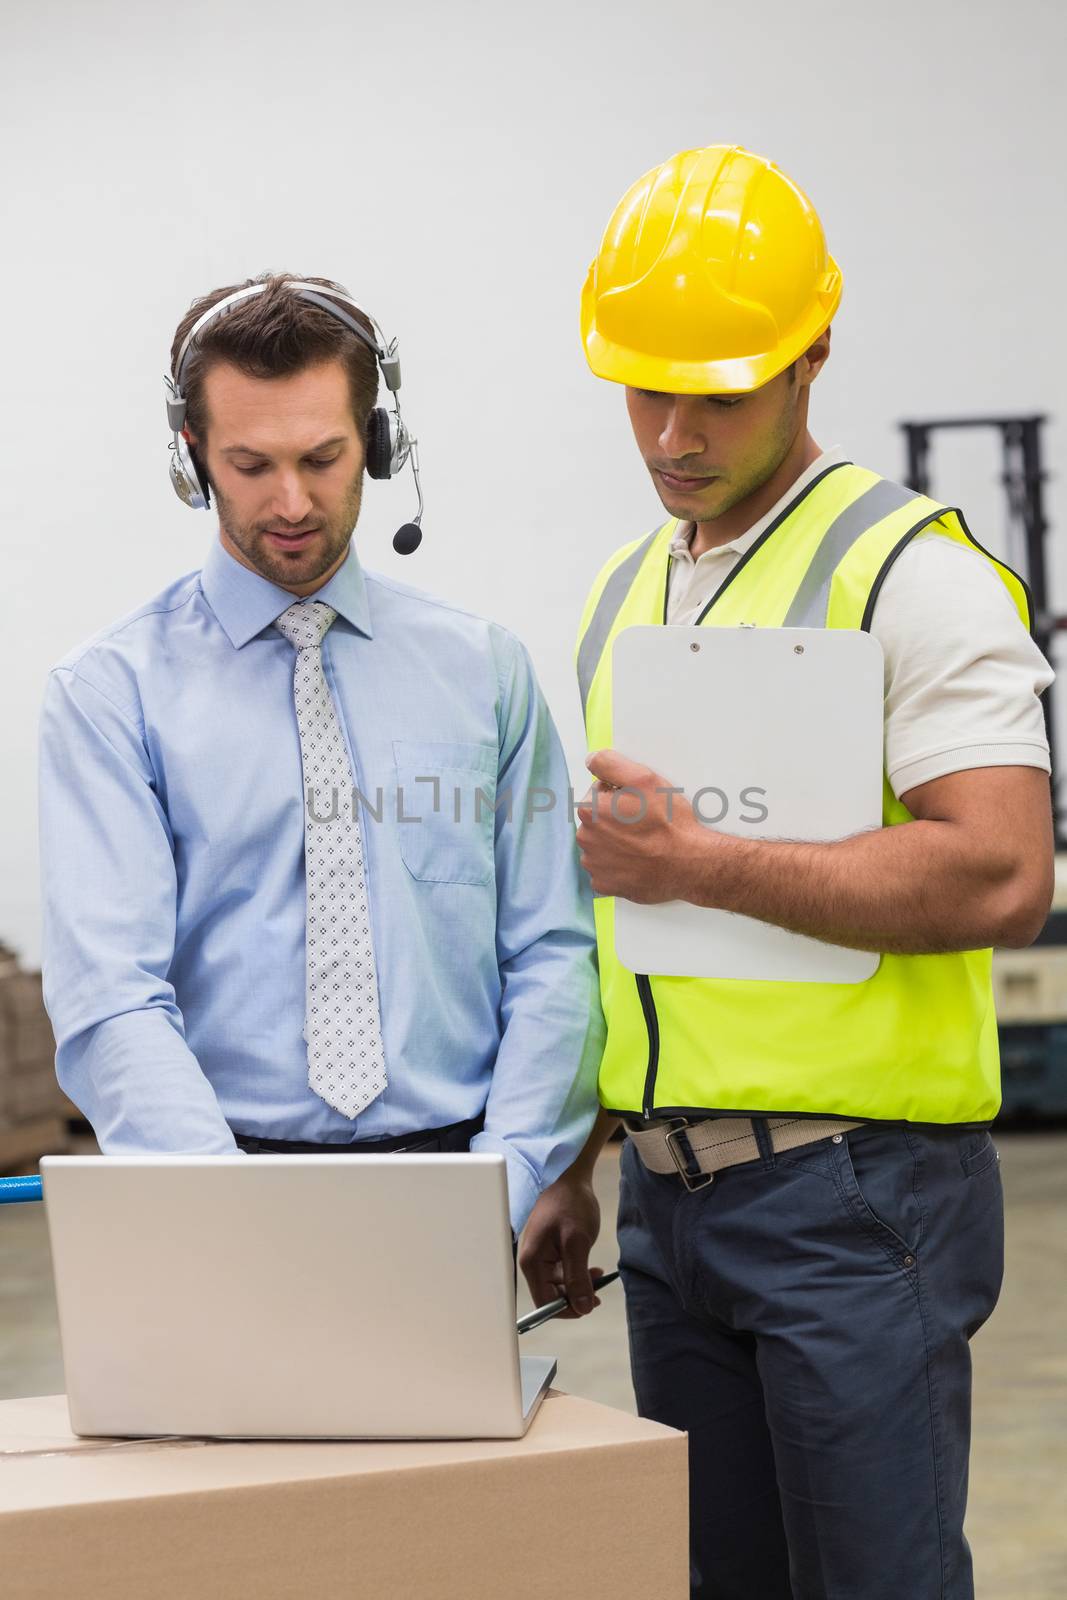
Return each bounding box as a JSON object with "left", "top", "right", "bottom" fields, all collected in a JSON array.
[
  {"left": 577, "top": 527, "right": 662, "bottom": 718},
  {"left": 577, "top": 480, "right": 924, "bottom": 717},
  {"left": 781, "top": 478, "right": 921, "bottom": 629}
]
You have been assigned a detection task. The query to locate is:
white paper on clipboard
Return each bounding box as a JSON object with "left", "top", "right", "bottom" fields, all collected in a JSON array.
[{"left": 611, "top": 625, "right": 885, "bottom": 983}]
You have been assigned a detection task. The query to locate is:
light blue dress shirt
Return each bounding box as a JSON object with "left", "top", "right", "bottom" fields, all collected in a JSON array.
[{"left": 38, "top": 539, "right": 604, "bottom": 1233}]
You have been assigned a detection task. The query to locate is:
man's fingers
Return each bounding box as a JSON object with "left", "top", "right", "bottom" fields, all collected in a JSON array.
[
  {"left": 560, "top": 1231, "right": 597, "bottom": 1315},
  {"left": 519, "top": 1255, "right": 612, "bottom": 1322},
  {"left": 581, "top": 1267, "right": 608, "bottom": 1311},
  {"left": 587, "top": 748, "right": 652, "bottom": 789},
  {"left": 526, "top": 1259, "right": 584, "bottom": 1319},
  {"left": 518, "top": 1246, "right": 563, "bottom": 1310}
]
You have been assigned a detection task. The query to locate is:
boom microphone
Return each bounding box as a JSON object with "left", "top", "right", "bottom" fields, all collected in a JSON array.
[
  {"left": 393, "top": 438, "right": 425, "bottom": 555},
  {"left": 393, "top": 523, "right": 423, "bottom": 555}
]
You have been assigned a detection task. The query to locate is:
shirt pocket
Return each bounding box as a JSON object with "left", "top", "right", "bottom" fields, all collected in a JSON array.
[{"left": 392, "top": 740, "right": 498, "bottom": 886}]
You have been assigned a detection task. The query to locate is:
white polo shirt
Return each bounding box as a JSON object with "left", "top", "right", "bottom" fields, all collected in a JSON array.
[{"left": 665, "top": 450, "right": 1054, "bottom": 799}]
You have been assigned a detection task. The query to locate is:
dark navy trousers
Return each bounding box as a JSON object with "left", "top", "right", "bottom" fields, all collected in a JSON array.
[{"left": 617, "top": 1123, "right": 1004, "bottom": 1599}]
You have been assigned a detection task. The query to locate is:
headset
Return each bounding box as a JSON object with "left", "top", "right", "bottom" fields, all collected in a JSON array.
[{"left": 164, "top": 280, "right": 425, "bottom": 554}]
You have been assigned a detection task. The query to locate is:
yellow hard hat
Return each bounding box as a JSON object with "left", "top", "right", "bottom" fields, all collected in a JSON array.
[{"left": 580, "top": 145, "right": 842, "bottom": 394}]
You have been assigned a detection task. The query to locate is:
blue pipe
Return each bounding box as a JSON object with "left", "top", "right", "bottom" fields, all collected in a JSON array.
[{"left": 0, "top": 1176, "right": 43, "bottom": 1204}]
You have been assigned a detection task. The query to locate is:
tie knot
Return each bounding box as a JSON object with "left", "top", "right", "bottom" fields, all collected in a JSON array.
[{"left": 273, "top": 600, "right": 338, "bottom": 650}]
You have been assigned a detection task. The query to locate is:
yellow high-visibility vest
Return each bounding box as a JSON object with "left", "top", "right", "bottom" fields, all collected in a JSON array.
[{"left": 577, "top": 462, "right": 1033, "bottom": 1125}]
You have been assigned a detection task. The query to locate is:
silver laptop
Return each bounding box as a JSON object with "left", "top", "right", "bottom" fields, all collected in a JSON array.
[{"left": 40, "top": 1153, "right": 556, "bottom": 1440}]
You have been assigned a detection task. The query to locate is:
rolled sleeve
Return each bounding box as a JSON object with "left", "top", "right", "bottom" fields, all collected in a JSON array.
[
  {"left": 467, "top": 1131, "right": 542, "bottom": 1239},
  {"left": 38, "top": 667, "right": 238, "bottom": 1153},
  {"left": 475, "top": 632, "right": 605, "bottom": 1235}
]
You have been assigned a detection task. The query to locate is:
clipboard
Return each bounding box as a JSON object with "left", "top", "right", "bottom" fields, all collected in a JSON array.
[{"left": 611, "top": 625, "right": 885, "bottom": 983}]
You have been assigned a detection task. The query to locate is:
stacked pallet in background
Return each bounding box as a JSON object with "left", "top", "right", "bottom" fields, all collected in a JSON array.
[
  {"left": 993, "top": 857, "right": 1067, "bottom": 1117},
  {"left": 0, "top": 942, "right": 72, "bottom": 1171}
]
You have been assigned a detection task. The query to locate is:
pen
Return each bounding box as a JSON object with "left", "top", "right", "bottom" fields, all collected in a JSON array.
[{"left": 516, "top": 1270, "right": 621, "bottom": 1335}]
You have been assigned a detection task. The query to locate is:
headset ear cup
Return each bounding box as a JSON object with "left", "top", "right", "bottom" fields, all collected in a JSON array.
[
  {"left": 169, "top": 434, "right": 211, "bottom": 510},
  {"left": 188, "top": 442, "right": 212, "bottom": 509},
  {"left": 366, "top": 408, "right": 393, "bottom": 480}
]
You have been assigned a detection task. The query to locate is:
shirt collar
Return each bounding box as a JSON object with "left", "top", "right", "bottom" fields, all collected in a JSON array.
[
  {"left": 668, "top": 447, "right": 848, "bottom": 565},
  {"left": 200, "top": 537, "right": 373, "bottom": 649}
]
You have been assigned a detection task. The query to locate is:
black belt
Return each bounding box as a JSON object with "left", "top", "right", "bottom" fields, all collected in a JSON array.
[{"left": 232, "top": 1113, "right": 486, "bottom": 1157}]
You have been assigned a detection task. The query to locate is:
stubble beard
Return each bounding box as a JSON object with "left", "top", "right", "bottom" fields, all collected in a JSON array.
[
  {"left": 214, "top": 466, "right": 364, "bottom": 588},
  {"left": 688, "top": 395, "right": 801, "bottom": 525}
]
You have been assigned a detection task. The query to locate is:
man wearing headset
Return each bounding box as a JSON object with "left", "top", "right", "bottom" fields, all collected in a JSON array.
[
  {"left": 520, "top": 150, "right": 1054, "bottom": 1597},
  {"left": 37, "top": 273, "right": 603, "bottom": 1239}
]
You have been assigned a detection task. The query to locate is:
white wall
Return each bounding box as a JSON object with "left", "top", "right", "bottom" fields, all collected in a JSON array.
[{"left": 4, "top": 0, "right": 1065, "bottom": 964}]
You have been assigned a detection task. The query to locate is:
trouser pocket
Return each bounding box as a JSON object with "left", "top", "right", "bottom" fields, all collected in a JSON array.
[{"left": 828, "top": 1127, "right": 923, "bottom": 1269}]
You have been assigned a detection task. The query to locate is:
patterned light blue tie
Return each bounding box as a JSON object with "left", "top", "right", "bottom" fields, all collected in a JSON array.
[{"left": 273, "top": 601, "right": 387, "bottom": 1118}]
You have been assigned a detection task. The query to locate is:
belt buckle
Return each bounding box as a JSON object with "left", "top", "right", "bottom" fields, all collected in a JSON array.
[{"left": 663, "top": 1119, "right": 714, "bottom": 1192}]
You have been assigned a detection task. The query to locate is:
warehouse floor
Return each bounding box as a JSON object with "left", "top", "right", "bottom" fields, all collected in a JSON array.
[{"left": 2, "top": 1132, "right": 1064, "bottom": 1598}]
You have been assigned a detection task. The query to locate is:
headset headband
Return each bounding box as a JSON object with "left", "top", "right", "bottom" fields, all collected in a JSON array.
[
  {"left": 163, "top": 277, "right": 425, "bottom": 550},
  {"left": 167, "top": 280, "right": 400, "bottom": 434}
]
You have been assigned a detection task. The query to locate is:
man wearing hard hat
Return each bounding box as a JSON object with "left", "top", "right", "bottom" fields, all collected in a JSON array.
[{"left": 521, "top": 147, "right": 1055, "bottom": 1598}]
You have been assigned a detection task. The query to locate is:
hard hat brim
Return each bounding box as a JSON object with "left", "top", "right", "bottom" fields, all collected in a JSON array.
[{"left": 581, "top": 257, "right": 842, "bottom": 396}]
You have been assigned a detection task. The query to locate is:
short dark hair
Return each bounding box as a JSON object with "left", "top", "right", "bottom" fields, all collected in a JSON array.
[{"left": 170, "top": 273, "right": 380, "bottom": 457}]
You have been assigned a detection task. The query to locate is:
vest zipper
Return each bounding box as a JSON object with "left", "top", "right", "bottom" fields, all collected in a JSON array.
[
  {"left": 636, "top": 975, "right": 660, "bottom": 1116},
  {"left": 616, "top": 462, "right": 855, "bottom": 1122}
]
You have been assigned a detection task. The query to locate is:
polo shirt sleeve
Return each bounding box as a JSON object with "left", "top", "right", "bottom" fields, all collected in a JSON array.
[{"left": 870, "top": 529, "right": 1054, "bottom": 801}]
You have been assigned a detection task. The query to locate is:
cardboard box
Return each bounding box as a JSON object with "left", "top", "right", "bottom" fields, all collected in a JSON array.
[
  {"left": 0, "top": 1391, "right": 688, "bottom": 1599},
  {"left": 0, "top": 971, "right": 46, "bottom": 1023},
  {"left": 0, "top": 964, "right": 60, "bottom": 1137},
  {"left": 993, "top": 945, "right": 1067, "bottom": 1023},
  {"left": 0, "top": 1118, "right": 68, "bottom": 1172},
  {"left": 8, "top": 1072, "right": 64, "bottom": 1123}
]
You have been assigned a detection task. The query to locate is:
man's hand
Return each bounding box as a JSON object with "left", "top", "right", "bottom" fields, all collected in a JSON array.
[
  {"left": 577, "top": 749, "right": 713, "bottom": 904},
  {"left": 519, "top": 1168, "right": 606, "bottom": 1318},
  {"left": 578, "top": 751, "right": 1054, "bottom": 953}
]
